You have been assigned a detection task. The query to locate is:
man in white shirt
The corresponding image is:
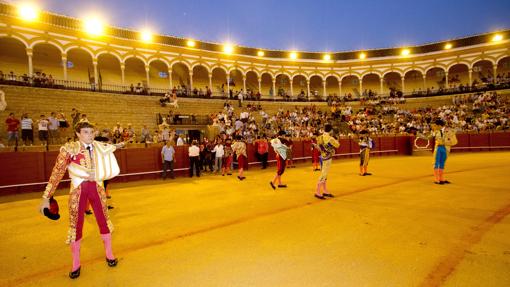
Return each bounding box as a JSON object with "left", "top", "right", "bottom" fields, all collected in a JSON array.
[
  {"left": 161, "top": 141, "right": 176, "bottom": 179},
  {"left": 212, "top": 140, "right": 224, "bottom": 173},
  {"left": 188, "top": 140, "right": 200, "bottom": 177},
  {"left": 37, "top": 114, "right": 50, "bottom": 146},
  {"left": 176, "top": 135, "right": 184, "bottom": 146}
]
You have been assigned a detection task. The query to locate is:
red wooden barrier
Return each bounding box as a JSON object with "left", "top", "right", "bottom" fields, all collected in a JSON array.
[{"left": 1, "top": 133, "right": 508, "bottom": 194}]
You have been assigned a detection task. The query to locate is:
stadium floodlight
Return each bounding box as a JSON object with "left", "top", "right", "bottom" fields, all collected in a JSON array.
[
  {"left": 401, "top": 49, "right": 410, "bottom": 56},
  {"left": 492, "top": 34, "right": 503, "bottom": 42},
  {"left": 444, "top": 43, "right": 452, "bottom": 49},
  {"left": 257, "top": 51, "right": 265, "bottom": 57},
  {"left": 359, "top": 52, "right": 367, "bottom": 60},
  {"left": 223, "top": 44, "right": 234, "bottom": 54},
  {"left": 323, "top": 54, "right": 331, "bottom": 61},
  {"left": 140, "top": 30, "right": 153, "bottom": 43},
  {"left": 18, "top": 3, "right": 39, "bottom": 22},
  {"left": 187, "top": 40, "right": 196, "bottom": 47},
  {"left": 84, "top": 17, "right": 105, "bottom": 36},
  {"left": 289, "top": 52, "right": 298, "bottom": 60}
]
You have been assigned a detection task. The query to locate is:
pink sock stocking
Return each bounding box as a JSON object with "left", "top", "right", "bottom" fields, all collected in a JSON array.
[
  {"left": 100, "top": 233, "right": 115, "bottom": 260},
  {"left": 70, "top": 240, "right": 81, "bottom": 271}
]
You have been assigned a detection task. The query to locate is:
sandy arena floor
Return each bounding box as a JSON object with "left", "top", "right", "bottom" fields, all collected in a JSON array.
[{"left": 1, "top": 152, "right": 509, "bottom": 287}]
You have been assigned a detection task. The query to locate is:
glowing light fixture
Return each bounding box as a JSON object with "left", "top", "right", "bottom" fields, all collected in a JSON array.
[
  {"left": 187, "top": 40, "right": 196, "bottom": 47},
  {"left": 492, "top": 34, "right": 503, "bottom": 42},
  {"left": 323, "top": 54, "right": 331, "bottom": 61},
  {"left": 444, "top": 43, "right": 452, "bottom": 49},
  {"left": 18, "top": 3, "right": 39, "bottom": 22},
  {"left": 84, "top": 17, "right": 104, "bottom": 36},
  {"left": 257, "top": 51, "right": 265, "bottom": 57},
  {"left": 359, "top": 52, "right": 366, "bottom": 60},
  {"left": 289, "top": 52, "right": 298, "bottom": 60},
  {"left": 140, "top": 30, "right": 153, "bottom": 42},
  {"left": 401, "top": 49, "right": 410, "bottom": 56},
  {"left": 223, "top": 44, "right": 234, "bottom": 54}
]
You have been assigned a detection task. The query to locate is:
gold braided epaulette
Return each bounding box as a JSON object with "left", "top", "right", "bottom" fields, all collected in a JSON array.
[{"left": 62, "top": 141, "right": 82, "bottom": 156}]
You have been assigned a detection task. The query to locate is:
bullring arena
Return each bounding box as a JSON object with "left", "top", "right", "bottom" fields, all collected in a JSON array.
[{"left": 0, "top": 2, "right": 509, "bottom": 287}]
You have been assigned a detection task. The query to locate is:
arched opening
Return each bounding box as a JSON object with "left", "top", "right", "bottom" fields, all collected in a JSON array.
[
  {"left": 382, "top": 72, "right": 402, "bottom": 95},
  {"left": 171, "top": 62, "right": 190, "bottom": 95},
  {"left": 191, "top": 64, "right": 209, "bottom": 96},
  {"left": 275, "top": 74, "right": 291, "bottom": 99},
  {"left": 325, "top": 76, "right": 339, "bottom": 98},
  {"left": 66, "top": 48, "right": 93, "bottom": 83},
  {"left": 309, "top": 75, "right": 323, "bottom": 100},
  {"left": 404, "top": 70, "right": 424, "bottom": 94},
  {"left": 292, "top": 74, "right": 308, "bottom": 100},
  {"left": 447, "top": 64, "right": 469, "bottom": 89},
  {"left": 425, "top": 67, "right": 446, "bottom": 92},
  {"left": 361, "top": 73, "right": 380, "bottom": 96},
  {"left": 149, "top": 59, "right": 169, "bottom": 92},
  {"left": 496, "top": 56, "right": 510, "bottom": 83},
  {"left": 260, "top": 73, "right": 273, "bottom": 98},
  {"left": 245, "top": 71, "right": 259, "bottom": 99},
  {"left": 125, "top": 57, "right": 147, "bottom": 93},
  {"left": 341, "top": 75, "right": 360, "bottom": 99},
  {"left": 33, "top": 43, "right": 63, "bottom": 82},
  {"left": 228, "top": 69, "right": 244, "bottom": 95},
  {"left": 0, "top": 37, "right": 27, "bottom": 78},
  {"left": 472, "top": 60, "right": 494, "bottom": 85},
  {"left": 97, "top": 53, "right": 121, "bottom": 87},
  {"left": 211, "top": 67, "right": 227, "bottom": 97}
]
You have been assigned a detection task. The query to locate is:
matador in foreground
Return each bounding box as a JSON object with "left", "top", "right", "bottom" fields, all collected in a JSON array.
[{"left": 40, "top": 121, "right": 121, "bottom": 279}]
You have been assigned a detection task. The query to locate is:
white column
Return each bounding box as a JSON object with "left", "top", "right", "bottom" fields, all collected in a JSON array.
[
  {"left": 306, "top": 80, "right": 310, "bottom": 100},
  {"left": 290, "top": 79, "right": 294, "bottom": 97},
  {"left": 242, "top": 75, "right": 246, "bottom": 93},
  {"left": 338, "top": 80, "right": 342, "bottom": 96},
  {"left": 26, "top": 48, "right": 33, "bottom": 77},
  {"left": 468, "top": 69, "right": 472, "bottom": 86},
  {"left": 258, "top": 78, "right": 262, "bottom": 95},
  {"left": 359, "top": 78, "right": 363, "bottom": 96},
  {"left": 423, "top": 75, "right": 426, "bottom": 90},
  {"left": 189, "top": 71, "right": 193, "bottom": 91},
  {"left": 493, "top": 65, "right": 497, "bottom": 78},
  {"left": 444, "top": 71, "right": 448, "bottom": 88},
  {"left": 208, "top": 73, "right": 213, "bottom": 91},
  {"left": 168, "top": 69, "right": 172, "bottom": 89},
  {"left": 227, "top": 76, "right": 230, "bottom": 96},
  {"left": 121, "top": 63, "right": 125, "bottom": 85},
  {"left": 322, "top": 80, "right": 327, "bottom": 99},
  {"left": 272, "top": 79, "right": 276, "bottom": 99},
  {"left": 145, "top": 65, "right": 150, "bottom": 87},
  {"left": 93, "top": 59, "right": 98, "bottom": 86},
  {"left": 401, "top": 77, "right": 405, "bottom": 94},
  {"left": 380, "top": 77, "right": 384, "bottom": 95},
  {"left": 62, "top": 55, "right": 68, "bottom": 81}
]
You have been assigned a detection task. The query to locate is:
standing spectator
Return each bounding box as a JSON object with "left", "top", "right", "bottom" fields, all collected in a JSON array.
[
  {"left": 176, "top": 134, "right": 184, "bottom": 146},
  {"left": 70, "top": 108, "right": 80, "bottom": 128},
  {"left": 37, "top": 114, "right": 50, "bottom": 146},
  {"left": 161, "top": 141, "right": 176, "bottom": 179},
  {"left": 5, "top": 112, "right": 20, "bottom": 147},
  {"left": 48, "top": 112, "right": 60, "bottom": 144},
  {"left": 255, "top": 135, "right": 269, "bottom": 169},
  {"left": 21, "top": 113, "right": 34, "bottom": 146},
  {"left": 140, "top": 125, "right": 151, "bottom": 143},
  {"left": 212, "top": 139, "right": 224, "bottom": 173},
  {"left": 188, "top": 140, "right": 200, "bottom": 177}
]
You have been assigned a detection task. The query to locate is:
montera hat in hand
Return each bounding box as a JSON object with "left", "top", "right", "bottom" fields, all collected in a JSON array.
[{"left": 43, "top": 197, "right": 60, "bottom": 220}]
